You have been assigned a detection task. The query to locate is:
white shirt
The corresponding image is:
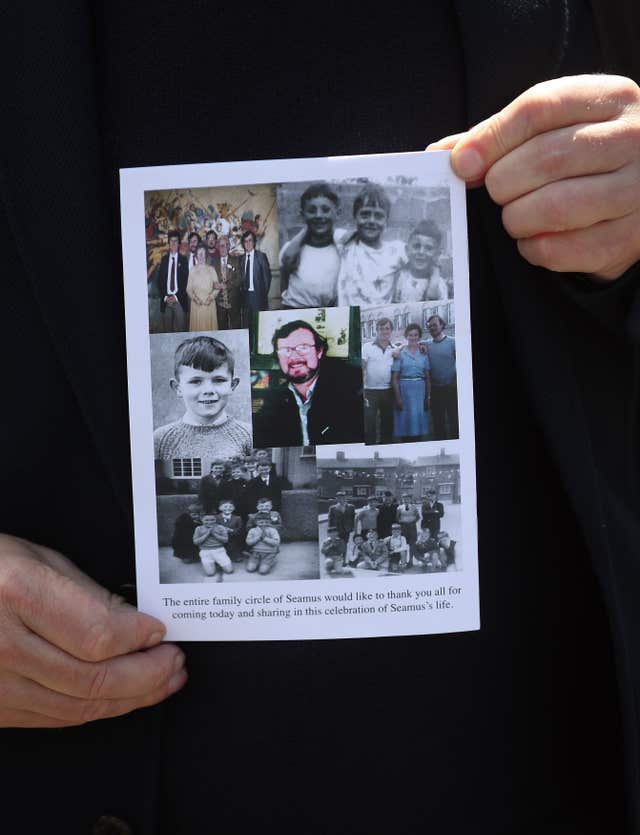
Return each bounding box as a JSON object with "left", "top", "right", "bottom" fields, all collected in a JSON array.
[
  {"left": 244, "top": 252, "right": 254, "bottom": 291},
  {"left": 188, "top": 252, "right": 198, "bottom": 272},
  {"left": 362, "top": 340, "right": 395, "bottom": 390},
  {"left": 288, "top": 376, "right": 318, "bottom": 446},
  {"left": 279, "top": 238, "right": 343, "bottom": 308}
]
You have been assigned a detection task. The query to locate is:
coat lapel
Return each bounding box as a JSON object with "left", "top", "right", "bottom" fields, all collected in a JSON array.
[{"left": 1, "top": 4, "right": 133, "bottom": 522}]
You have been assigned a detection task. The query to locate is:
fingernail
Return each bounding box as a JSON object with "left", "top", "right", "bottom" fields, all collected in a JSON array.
[
  {"left": 173, "top": 651, "right": 185, "bottom": 673},
  {"left": 452, "top": 147, "right": 484, "bottom": 180},
  {"left": 144, "top": 630, "right": 165, "bottom": 648},
  {"left": 168, "top": 668, "right": 188, "bottom": 694}
]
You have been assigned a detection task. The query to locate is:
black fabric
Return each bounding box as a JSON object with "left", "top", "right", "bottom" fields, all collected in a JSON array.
[
  {"left": 1, "top": 0, "right": 637, "bottom": 833},
  {"left": 253, "top": 357, "right": 365, "bottom": 447}
]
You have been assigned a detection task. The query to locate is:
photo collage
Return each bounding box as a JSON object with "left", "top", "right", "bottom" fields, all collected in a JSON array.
[{"left": 146, "top": 173, "right": 462, "bottom": 584}]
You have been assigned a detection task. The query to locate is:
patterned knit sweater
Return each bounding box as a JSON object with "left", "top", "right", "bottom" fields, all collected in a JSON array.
[{"left": 153, "top": 417, "right": 252, "bottom": 461}]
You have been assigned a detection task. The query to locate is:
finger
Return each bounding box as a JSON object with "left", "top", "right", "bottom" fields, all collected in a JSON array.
[
  {"left": 0, "top": 534, "right": 106, "bottom": 597},
  {"left": 0, "top": 666, "right": 187, "bottom": 727},
  {"left": 516, "top": 210, "right": 640, "bottom": 279},
  {"left": 13, "top": 628, "right": 184, "bottom": 700},
  {"left": 485, "top": 119, "right": 640, "bottom": 205},
  {"left": 426, "top": 132, "right": 467, "bottom": 151},
  {"left": 451, "top": 75, "right": 640, "bottom": 182},
  {"left": 3, "top": 558, "right": 166, "bottom": 661},
  {"left": 502, "top": 166, "right": 640, "bottom": 238},
  {"left": 0, "top": 708, "right": 79, "bottom": 728}
]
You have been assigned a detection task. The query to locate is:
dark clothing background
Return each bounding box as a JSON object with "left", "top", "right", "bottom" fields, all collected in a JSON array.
[
  {"left": 253, "top": 357, "right": 365, "bottom": 447},
  {"left": 2, "top": 1, "right": 640, "bottom": 834}
]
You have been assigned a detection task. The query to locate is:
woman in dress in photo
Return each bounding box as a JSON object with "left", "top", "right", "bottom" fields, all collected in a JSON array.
[
  {"left": 391, "top": 323, "right": 431, "bottom": 441},
  {"left": 187, "top": 244, "right": 220, "bottom": 331}
]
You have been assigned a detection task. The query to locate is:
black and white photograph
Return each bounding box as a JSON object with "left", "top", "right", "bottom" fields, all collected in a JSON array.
[
  {"left": 249, "top": 306, "right": 364, "bottom": 448},
  {"left": 317, "top": 443, "right": 462, "bottom": 579},
  {"left": 151, "top": 329, "right": 253, "bottom": 466},
  {"left": 360, "top": 301, "right": 458, "bottom": 444},
  {"left": 276, "top": 178, "right": 453, "bottom": 310},
  {"left": 156, "top": 446, "right": 319, "bottom": 583}
]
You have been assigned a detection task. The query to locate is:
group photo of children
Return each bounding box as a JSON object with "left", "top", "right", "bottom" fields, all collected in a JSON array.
[
  {"left": 156, "top": 447, "right": 320, "bottom": 583},
  {"left": 277, "top": 178, "right": 453, "bottom": 309},
  {"left": 316, "top": 443, "right": 462, "bottom": 579}
]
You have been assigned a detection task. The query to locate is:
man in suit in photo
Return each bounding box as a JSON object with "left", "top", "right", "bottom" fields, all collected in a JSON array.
[
  {"left": 211, "top": 235, "right": 242, "bottom": 329},
  {"left": 155, "top": 229, "right": 190, "bottom": 332},
  {"left": 240, "top": 230, "right": 271, "bottom": 324}
]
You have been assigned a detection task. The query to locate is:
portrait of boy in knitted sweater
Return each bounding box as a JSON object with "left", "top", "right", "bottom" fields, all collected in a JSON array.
[{"left": 153, "top": 334, "right": 252, "bottom": 461}]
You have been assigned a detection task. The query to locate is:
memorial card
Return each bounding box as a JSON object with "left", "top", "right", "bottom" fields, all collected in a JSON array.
[{"left": 120, "top": 150, "right": 479, "bottom": 640}]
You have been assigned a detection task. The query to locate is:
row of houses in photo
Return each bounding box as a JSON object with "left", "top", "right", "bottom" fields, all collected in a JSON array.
[{"left": 317, "top": 448, "right": 460, "bottom": 508}]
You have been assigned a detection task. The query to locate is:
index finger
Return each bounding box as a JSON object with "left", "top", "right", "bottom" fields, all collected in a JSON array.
[
  {"left": 7, "top": 559, "right": 165, "bottom": 661},
  {"left": 449, "top": 75, "right": 639, "bottom": 182}
]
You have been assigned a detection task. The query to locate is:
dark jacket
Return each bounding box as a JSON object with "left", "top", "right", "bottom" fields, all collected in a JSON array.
[
  {"left": 420, "top": 501, "right": 444, "bottom": 534},
  {"left": 328, "top": 502, "right": 356, "bottom": 539},
  {"left": 2, "top": 3, "right": 638, "bottom": 835},
  {"left": 240, "top": 250, "right": 272, "bottom": 310},
  {"left": 155, "top": 251, "right": 190, "bottom": 312},
  {"left": 245, "top": 474, "right": 290, "bottom": 513},
  {"left": 253, "top": 357, "right": 364, "bottom": 448}
]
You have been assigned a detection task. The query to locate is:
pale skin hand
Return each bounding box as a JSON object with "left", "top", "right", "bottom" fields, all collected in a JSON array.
[
  {"left": 0, "top": 534, "right": 186, "bottom": 728},
  {"left": 428, "top": 75, "right": 640, "bottom": 281}
]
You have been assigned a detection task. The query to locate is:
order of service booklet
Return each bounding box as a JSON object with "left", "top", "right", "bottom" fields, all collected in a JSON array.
[{"left": 120, "top": 151, "right": 479, "bottom": 641}]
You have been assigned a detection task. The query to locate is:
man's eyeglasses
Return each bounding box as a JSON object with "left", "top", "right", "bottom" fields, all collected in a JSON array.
[{"left": 276, "top": 344, "right": 316, "bottom": 357}]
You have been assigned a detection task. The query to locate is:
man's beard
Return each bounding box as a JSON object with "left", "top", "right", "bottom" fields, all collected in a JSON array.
[{"left": 284, "top": 367, "right": 319, "bottom": 385}]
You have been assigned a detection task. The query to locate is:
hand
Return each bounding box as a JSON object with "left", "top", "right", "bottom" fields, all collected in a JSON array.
[
  {"left": 165, "top": 294, "right": 177, "bottom": 305},
  {"left": 396, "top": 399, "right": 404, "bottom": 411},
  {"left": 0, "top": 534, "right": 186, "bottom": 728},
  {"left": 429, "top": 75, "right": 640, "bottom": 281}
]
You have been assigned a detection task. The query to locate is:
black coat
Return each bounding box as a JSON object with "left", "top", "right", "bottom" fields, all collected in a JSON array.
[
  {"left": 2, "top": 2, "right": 639, "bottom": 834},
  {"left": 253, "top": 358, "right": 364, "bottom": 448},
  {"left": 240, "top": 250, "right": 272, "bottom": 310},
  {"left": 155, "top": 252, "right": 190, "bottom": 313},
  {"left": 245, "top": 474, "right": 290, "bottom": 513}
]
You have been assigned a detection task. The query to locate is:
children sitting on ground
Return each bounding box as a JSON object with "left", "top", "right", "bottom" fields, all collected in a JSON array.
[
  {"left": 245, "top": 515, "right": 281, "bottom": 575},
  {"left": 192, "top": 514, "right": 234, "bottom": 581},
  {"left": 385, "top": 523, "right": 410, "bottom": 572},
  {"left": 321, "top": 526, "right": 347, "bottom": 574},
  {"left": 413, "top": 527, "right": 445, "bottom": 572},
  {"left": 171, "top": 503, "right": 201, "bottom": 563},
  {"left": 153, "top": 334, "right": 252, "bottom": 462},
  {"left": 357, "top": 529, "right": 388, "bottom": 570},
  {"left": 347, "top": 533, "right": 365, "bottom": 567},
  {"left": 437, "top": 531, "right": 457, "bottom": 570},
  {"left": 392, "top": 219, "right": 449, "bottom": 302},
  {"left": 214, "top": 499, "right": 244, "bottom": 562}
]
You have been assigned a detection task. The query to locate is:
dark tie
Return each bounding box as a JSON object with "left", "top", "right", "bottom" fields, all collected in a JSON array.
[{"left": 170, "top": 256, "right": 177, "bottom": 295}]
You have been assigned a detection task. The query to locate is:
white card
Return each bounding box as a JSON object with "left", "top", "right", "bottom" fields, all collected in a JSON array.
[{"left": 120, "top": 150, "right": 479, "bottom": 640}]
